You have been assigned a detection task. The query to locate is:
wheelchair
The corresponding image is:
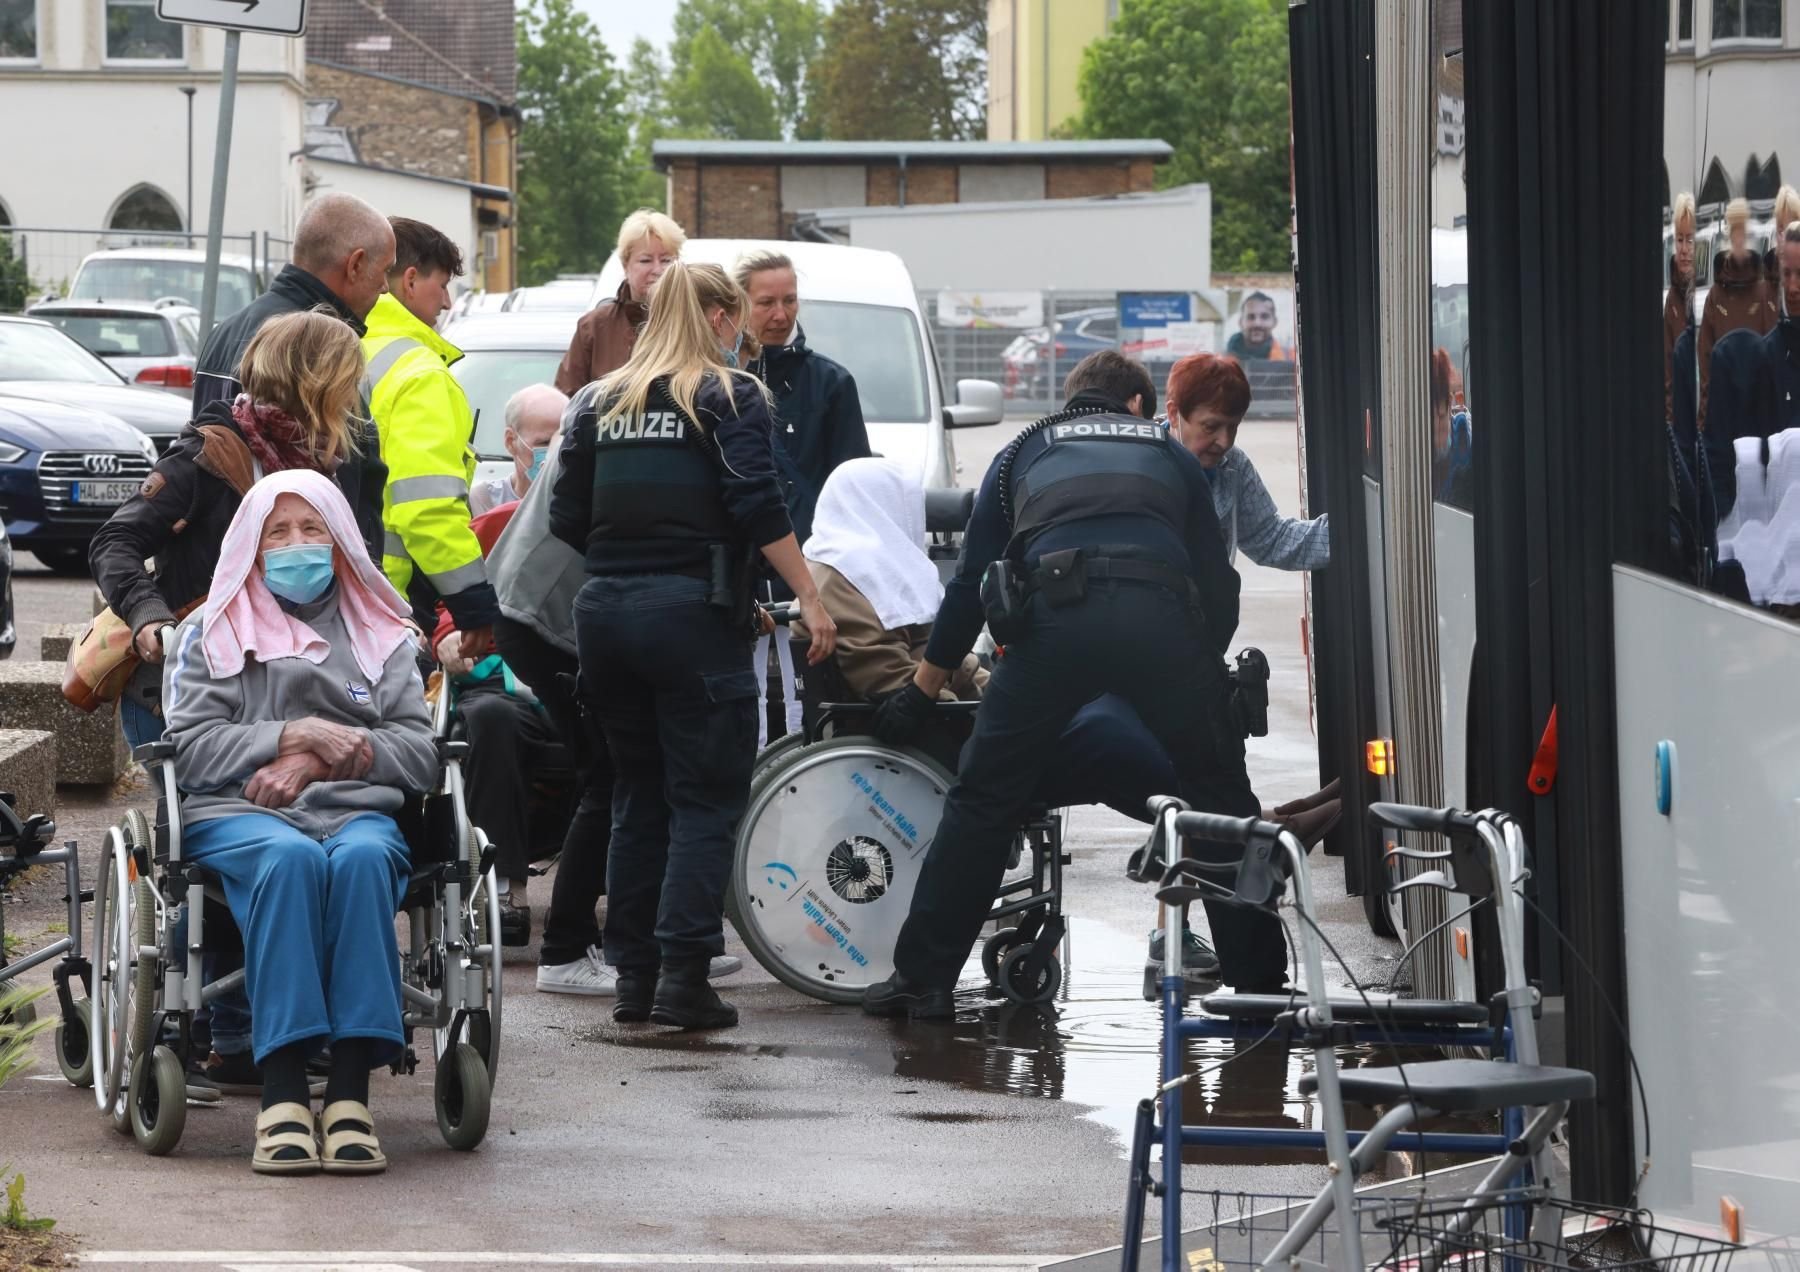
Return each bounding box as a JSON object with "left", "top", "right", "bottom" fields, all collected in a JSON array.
[
  {"left": 89, "top": 670, "right": 502, "bottom": 1157},
  {"left": 728, "top": 487, "right": 1071, "bottom": 1008},
  {"left": 0, "top": 793, "right": 93, "bottom": 1088}
]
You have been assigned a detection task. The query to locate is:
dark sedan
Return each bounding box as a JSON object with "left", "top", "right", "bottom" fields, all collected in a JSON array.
[
  {"left": 0, "top": 395, "right": 158, "bottom": 576},
  {"left": 0, "top": 316, "right": 189, "bottom": 454}
]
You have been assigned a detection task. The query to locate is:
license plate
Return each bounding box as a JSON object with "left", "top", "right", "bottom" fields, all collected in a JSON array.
[{"left": 70, "top": 480, "right": 138, "bottom": 506}]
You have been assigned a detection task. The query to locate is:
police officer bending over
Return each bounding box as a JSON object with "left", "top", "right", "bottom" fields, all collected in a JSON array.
[
  {"left": 549, "top": 262, "right": 837, "bottom": 1031},
  {"left": 863, "top": 351, "right": 1284, "bottom": 1019}
]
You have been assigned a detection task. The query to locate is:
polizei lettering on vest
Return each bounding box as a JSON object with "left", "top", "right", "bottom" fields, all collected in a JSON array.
[
  {"left": 1048, "top": 420, "right": 1163, "bottom": 443},
  {"left": 599, "top": 411, "right": 686, "bottom": 442}
]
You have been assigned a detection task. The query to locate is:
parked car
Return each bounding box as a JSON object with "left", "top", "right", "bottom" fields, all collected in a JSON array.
[
  {"left": 0, "top": 518, "right": 15, "bottom": 658},
  {"left": 1001, "top": 306, "right": 1119, "bottom": 400},
  {"left": 0, "top": 392, "right": 158, "bottom": 576},
  {"left": 442, "top": 311, "right": 583, "bottom": 494},
  {"left": 597, "top": 240, "right": 1003, "bottom": 491},
  {"left": 26, "top": 298, "right": 201, "bottom": 394},
  {"left": 0, "top": 316, "right": 189, "bottom": 453},
  {"left": 59, "top": 247, "right": 260, "bottom": 317},
  {"left": 501, "top": 278, "right": 604, "bottom": 313}
]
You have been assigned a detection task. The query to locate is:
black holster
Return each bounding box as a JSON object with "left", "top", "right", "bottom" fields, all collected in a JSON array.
[
  {"left": 1227, "top": 647, "right": 1271, "bottom": 738},
  {"left": 980, "top": 558, "right": 1029, "bottom": 645},
  {"left": 709, "top": 542, "right": 761, "bottom": 639}
]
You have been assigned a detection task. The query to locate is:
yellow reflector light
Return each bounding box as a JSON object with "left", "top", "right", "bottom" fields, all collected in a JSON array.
[
  {"left": 1454, "top": 928, "right": 1470, "bottom": 961},
  {"left": 1366, "top": 738, "right": 1394, "bottom": 777}
]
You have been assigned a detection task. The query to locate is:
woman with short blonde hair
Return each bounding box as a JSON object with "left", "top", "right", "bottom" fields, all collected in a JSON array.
[{"left": 554, "top": 209, "right": 690, "bottom": 395}]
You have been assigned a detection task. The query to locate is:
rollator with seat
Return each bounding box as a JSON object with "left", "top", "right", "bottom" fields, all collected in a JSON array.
[
  {"left": 0, "top": 792, "right": 93, "bottom": 1087},
  {"left": 1119, "top": 801, "right": 1616, "bottom": 1272},
  {"left": 89, "top": 657, "right": 502, "bottom": 1156}
]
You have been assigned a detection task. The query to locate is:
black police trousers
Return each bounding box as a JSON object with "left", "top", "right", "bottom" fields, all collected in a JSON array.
[
  {"left": 892, "top": 576, "right": 1288, "bottom": 992},
  {"left": 573, "top": 574, "right": 760, "bottom": 973}
]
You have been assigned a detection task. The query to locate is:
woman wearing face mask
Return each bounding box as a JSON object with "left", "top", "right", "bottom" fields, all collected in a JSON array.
[
  {"left": 161, "top": 469, "right": 437, "bottom": 1176},
  {"left": 549, "top": 261, "right": 837, "bottom": 1031},
  {"left": 90, "top": 309, "right": 369, "bottom": 750}
]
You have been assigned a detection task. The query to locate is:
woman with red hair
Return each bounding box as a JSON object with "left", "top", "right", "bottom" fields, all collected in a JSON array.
[{"left": 1163, "top": 353, "right": 1331, "bottom": 569}]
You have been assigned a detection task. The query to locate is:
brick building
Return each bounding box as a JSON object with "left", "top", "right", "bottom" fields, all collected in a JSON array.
[
  {"left": 653, "top": 140, "right": 1170, "bottom": 241},
  {"left": 302, "top": 0, "right": 519, "bottom": 291}
]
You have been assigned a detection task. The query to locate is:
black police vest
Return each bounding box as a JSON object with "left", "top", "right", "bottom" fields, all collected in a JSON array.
[
  {"left": 585, "top": 387, "right": 736, "bottom": 553},
  {"left": 1008, "top": 413, "right": 1189, "bottom": 552}
]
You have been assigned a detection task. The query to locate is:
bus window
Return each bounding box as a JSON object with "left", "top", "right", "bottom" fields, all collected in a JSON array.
[
  {"left": 1663, "top": 11, "right": 1798, "bottom": 618},
  {"left": 1430, "top": 2, "right": 1472, "bottom": 513}
]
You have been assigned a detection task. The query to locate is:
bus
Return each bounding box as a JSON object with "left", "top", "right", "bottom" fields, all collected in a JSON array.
[{"left": 1290, "top": 0, "right": 1799, "bottom": 1235}]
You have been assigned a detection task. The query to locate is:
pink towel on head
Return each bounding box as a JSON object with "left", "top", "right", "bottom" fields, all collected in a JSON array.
[{"left": 199, "top": 469, "right": 414, "bottom": 682}]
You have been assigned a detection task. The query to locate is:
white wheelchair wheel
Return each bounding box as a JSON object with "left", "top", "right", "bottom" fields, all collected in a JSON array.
[
  {"left": 730, "top": 737, "right": 953, "bottom": 1004},
  {"left": 91, "top": 827, "right": 133, "bottom": 1117}
]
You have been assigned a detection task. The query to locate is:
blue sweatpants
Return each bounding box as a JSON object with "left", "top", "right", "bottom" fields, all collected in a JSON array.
[{"left": 183, "top": 812, "right": 410, "bottom": 1066}]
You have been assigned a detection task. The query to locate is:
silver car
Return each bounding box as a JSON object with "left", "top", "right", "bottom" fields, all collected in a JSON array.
[{"left": 27, "top": 299, "right": 201, "bottom": 395}]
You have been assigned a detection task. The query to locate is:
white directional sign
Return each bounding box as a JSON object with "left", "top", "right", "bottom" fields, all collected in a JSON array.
[{"left": 156, "top": 0, "right": 308, "bottom": 37}]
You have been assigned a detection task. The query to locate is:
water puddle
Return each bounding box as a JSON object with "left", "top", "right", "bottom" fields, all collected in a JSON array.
[{"left": 585, "top": 916, "right": 1491, "bottom": 1166}]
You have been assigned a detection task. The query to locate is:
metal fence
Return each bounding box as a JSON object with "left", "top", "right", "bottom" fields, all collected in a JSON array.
[
  {"left": 922, "top": 288, "right": 1298, "bottom": 419},
  {"left": 0, "top": 226, "right": 265, "bottom": 312}
]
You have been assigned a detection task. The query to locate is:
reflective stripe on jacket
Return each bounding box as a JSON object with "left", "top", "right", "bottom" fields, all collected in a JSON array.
[{"left": 361, "top": 294, "right": 498, "bottom": 628}]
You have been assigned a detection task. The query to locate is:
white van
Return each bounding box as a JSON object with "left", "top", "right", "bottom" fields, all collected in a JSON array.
[{"left": 594, "top": 239, "right": 1002, "bottom": 490}]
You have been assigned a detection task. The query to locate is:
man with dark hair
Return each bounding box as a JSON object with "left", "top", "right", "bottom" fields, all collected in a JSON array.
[
  {"left": 362, "top": 214, "right": 500, "bottom": 681},
  {"left": 863, "top": 351, "right": 1283, "bottom": 1019},
  {"left": 1226, "top": 291, "right": 1291, "bottom": 361}
]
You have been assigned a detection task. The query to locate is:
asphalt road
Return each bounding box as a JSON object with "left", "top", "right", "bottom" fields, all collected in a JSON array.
[{"left": 0, "top": 419, "right": 1408, "bottom": 1272}]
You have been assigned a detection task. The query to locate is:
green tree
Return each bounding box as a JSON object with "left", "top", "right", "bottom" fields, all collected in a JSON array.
[
  {"left": 806, "top": 0, "right": 987, "bottom": 141},
  {"left": 666, "top": 26, "right": 781, "bottom": 140},
  {"left": 515, "top": 0, "right": 634, "bottom": 283},
  {"left": 1073, "top": 0, "right": 1291, "bottom": 272},
  {"left": 0, "top": 234, "right": 30, "bottom": 314},
  {"left": 622, "top": 38, "right": 672, "bottom": 209},
  {"left": 669, "top": 0, "right": 824, "bottom": 139}
]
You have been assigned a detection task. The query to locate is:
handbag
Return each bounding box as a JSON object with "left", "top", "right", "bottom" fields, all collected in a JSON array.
[{"left": 60, "top": 424, "right": 259, "bottom": 713}]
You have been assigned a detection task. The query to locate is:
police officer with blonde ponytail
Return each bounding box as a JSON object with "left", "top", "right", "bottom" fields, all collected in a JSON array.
[{"left": 549, "top": 262, "right": 837, "bottom": 1030}]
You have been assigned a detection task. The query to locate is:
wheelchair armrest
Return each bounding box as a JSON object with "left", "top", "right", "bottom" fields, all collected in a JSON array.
[
  {"left": 437, "top": 738, "right": 469, "bottom": 763},
  {"left": 928, "top": 701, "right": 981, "bottom": 716},
  {"left": 132, "top": 740, "right": 177, "bottom": 764}
]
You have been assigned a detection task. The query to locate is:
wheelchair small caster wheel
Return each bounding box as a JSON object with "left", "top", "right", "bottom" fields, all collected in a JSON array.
[
  {"left": 981, "top": 928, "right": 1022, "bottom": 984},
  {"left": 998, "top": 943, "right": 1061, "bottom": 1005},
  {"left": 129, "top": 1044, "right": 187, "bottom": 1156},
  {"left": 436, "top": 1041, "right": 491, "bottom": 1151},
  {"left": 57, "top": 999, "right": 94, "bottom": 1088}
]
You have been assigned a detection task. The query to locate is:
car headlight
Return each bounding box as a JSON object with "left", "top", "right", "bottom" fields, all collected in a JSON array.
[{"left": 0, "top": 442, "right": 24, "bottom": 464}]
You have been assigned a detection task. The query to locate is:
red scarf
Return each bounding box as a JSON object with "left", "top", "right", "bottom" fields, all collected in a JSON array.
[{"left": 230, "top": 394, "right": 337, "bottom": 475}]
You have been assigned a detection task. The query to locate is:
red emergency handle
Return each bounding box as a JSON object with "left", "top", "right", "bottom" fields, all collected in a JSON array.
[{"left": 1527, "top": 706, "right": 1558, "bottom": 795}]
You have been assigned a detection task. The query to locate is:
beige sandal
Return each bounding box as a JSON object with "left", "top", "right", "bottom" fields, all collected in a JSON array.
[
  {"left": 252, "top": 1102, "right": 321, "bottom": 1176},
  {"left": 320, "top": 1099, "right": 388, "bottom": 1175}
]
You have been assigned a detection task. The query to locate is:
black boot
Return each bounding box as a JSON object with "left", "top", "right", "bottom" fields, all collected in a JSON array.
[
  {"left": 649, "top": 960, "right": 738, "bottom": 1030},
  {"left": 862, "top": 972, "right": 955, "bottom": 1020},
  {"left": 612, "top": 969, "right": 657, "bottom": 1024}
]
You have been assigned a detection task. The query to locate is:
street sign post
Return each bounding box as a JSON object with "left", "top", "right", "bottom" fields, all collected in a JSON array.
[
  {"left": 155, "top": 0, "right": 307, "bottom": 38},
  {"left": 154, "top": 0, "right": 308, "bottom": 333}
]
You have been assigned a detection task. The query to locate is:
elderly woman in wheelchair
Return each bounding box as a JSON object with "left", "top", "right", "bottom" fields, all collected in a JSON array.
[{"left": 157, "top": 469, "right": 436, "bottom": 1175}]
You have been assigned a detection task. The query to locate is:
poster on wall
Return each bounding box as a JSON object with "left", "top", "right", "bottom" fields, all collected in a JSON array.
[
  {"left": 1221, "top": 287, "right": 1296, "bottom": 362},
  {"left": 935, "top": 291, "right": 1045, "bottom": 329}
]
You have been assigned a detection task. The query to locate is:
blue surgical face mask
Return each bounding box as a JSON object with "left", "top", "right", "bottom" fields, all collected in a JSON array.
[
  {"left": 527, "top": 445, "right": 549, "bottom": 482},
  {"left": 721, "top": 327, "right": 745, "bottom": 368},
  {"left": 263, "top": 542, "right": 335, "bottom": 604}
]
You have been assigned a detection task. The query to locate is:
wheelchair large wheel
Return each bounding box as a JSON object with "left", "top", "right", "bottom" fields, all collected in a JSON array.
[
  {"left": 92, "top": 827, "right": 154, "bottom": 1119},
  {"left": 730, "top": 737, "right": 954, "bottom": 1004}
]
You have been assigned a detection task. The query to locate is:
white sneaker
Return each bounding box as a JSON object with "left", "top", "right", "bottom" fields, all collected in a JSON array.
[
  {"left": 536, "top": 946, "right": 618, "bottom": 997},
  {"left": 708, "top": 954, "right": 743, "bottom": 978}
]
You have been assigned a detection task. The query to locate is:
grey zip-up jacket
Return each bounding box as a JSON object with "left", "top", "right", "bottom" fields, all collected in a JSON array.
[
  {"left": 162, "top": 588, "right": 437, "bottom": 839},
  {"left": 486, "top": 387, "right": 591, "bottom": 656}
]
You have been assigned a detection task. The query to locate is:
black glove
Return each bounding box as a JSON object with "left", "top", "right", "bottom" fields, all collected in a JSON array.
[{"left": 871, "top": 682, "right": 934, "bottom": 746}]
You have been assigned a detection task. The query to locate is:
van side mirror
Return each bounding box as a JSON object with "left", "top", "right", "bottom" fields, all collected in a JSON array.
[{"left": 944, "top": 379, "right": 1004, "bottom": 429}]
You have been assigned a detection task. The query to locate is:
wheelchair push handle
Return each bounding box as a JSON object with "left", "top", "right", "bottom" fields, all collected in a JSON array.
[
  {"left": 1369, "top": 801, "right": 1483, "bottom": 838},
  {"left": 764, "top": 601, "right": 802, "bottom": 627}
]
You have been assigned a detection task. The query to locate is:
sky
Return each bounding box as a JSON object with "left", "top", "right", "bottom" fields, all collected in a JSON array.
[{"left": 571, "top": 0, "right": 682, "bottom": 63}]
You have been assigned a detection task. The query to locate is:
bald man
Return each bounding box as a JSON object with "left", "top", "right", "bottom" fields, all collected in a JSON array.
[
  {"left": 188, "top": 191, "right": 396, "bottom": 556},
  {"left": 472, "top": 384, "right": 566, "bottom": 516}
]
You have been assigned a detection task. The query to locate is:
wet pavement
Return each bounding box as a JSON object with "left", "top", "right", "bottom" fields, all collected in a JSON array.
[{"left": 0, "top": 421, "right": 1447, "bottom": 1269}]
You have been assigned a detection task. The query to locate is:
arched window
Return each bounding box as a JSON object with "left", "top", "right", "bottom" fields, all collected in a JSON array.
[
  {"left": 1745, "top": 153, "right": 1781, "bottom": 201},
  {"left": 0, "top": 195, "right": 12, "bottom": 230},
  {"left": 1662, "top": 161, "right": 1672, "bottom": 213},
  {"left": 107, "top": 184, "right": 182, "bottom": 232},
  {"left": 1698, "top": 157, "right": 1733, "bottom": 209}
]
